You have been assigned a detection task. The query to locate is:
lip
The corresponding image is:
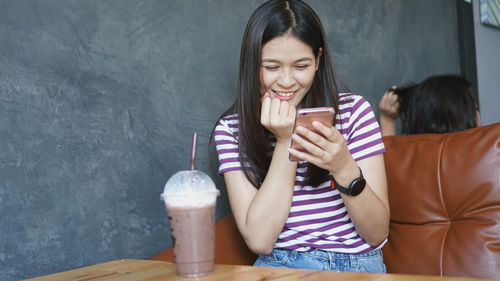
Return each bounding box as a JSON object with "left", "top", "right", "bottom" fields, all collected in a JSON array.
[{"left": 271, "top": 90, "right": 298, "bottom": 101}]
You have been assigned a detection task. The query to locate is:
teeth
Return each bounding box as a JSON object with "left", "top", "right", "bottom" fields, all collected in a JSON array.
[{"left": 275, "top": 91, "right": 295, "bottom": 97}]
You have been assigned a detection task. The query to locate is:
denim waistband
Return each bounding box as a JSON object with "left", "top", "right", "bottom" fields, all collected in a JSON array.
[
  {"left": 275, "top": 248, "right": 382, "bottom": 261},
  {"left": 255, "top": 248, "right": 385, "bottom": 273}
]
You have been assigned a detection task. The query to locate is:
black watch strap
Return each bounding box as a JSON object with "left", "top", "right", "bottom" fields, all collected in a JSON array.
[{"left": 331, "top": 167, "right": 366, "bottom": 196}]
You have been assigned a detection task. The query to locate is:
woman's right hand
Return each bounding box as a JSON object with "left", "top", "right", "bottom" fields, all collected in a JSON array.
[
  {"left": 379, "top": 88, "right": 400, "bottom": 120},
  {"left": 260, "top": 92, "right": 296, "bottom": 145},
  {"left": 223, "top": 92, "right": 299, "bottom": 254}
]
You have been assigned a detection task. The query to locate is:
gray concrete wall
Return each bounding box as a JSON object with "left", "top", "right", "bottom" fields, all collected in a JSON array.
[
  {"left": 472, "top": 0, "right": 500, "bottom": 125},
  {"left": 0, "top": 1, "right": 460, "bottom": 280}
]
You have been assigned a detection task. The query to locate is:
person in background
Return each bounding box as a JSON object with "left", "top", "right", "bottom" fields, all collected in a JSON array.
[
  {"left": 212, "top": 0, "right": 389, "bottom": 273},
  {"left": 379, "top": 74, "right": 480, "bottom": 137}
]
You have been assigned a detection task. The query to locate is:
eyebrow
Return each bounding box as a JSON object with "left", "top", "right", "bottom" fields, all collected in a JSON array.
[{"left": 261, "top": 57, "right": 313, "bottom": 63}]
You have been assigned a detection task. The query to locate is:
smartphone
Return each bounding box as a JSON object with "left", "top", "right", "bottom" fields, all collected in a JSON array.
[{"left": 289, "top": 107, "right": 335, "bottom": 161}]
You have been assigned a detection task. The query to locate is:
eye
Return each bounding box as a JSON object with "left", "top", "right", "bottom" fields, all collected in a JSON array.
[
  {"left": 263, "top": 66, "right": 279, "bottom": 71},
  {"left": 296, "top": 64, "right": 310, "bottom": 70}
]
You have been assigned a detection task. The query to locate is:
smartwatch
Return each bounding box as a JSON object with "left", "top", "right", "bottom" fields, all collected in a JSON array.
[{"left": 331, "top": 167, "right": 366, "bottom": 196}]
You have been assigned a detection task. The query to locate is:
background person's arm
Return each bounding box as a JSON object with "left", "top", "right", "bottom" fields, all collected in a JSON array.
[{"left": 379, "top": 89, "right": 400, "bottom": 136}]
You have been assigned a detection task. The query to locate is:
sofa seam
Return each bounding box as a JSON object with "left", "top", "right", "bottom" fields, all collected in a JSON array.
[{"left": 437, "top": 134, "right": 450, "bottom": 277}]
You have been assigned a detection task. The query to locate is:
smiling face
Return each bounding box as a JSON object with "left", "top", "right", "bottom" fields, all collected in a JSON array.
[{"left": 260, "top": 34, "right": 321, "bottom": 108}]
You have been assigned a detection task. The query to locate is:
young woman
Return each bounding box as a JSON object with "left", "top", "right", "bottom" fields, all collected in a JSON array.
[
  {"left": 213, "top": 0, "right": 389, "bottom": 272},
  {"left": 379, "top": 74, "right": 480, "bottom": 136}
]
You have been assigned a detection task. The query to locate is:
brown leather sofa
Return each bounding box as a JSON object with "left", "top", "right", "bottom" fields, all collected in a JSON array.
[
  {"left": 152, "top": 122, "right": 500, "bottom": 279},
  {"left": 382, "top": 122, "right": 500, "bottom": 279}
]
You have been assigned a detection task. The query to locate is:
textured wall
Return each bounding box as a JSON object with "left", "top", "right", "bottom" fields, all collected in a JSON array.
[
  {"left": 0, "top": 1, "right": 459, "bottom": 280},
  {"left": 472, "top": 0, "right": 500, "bottom": 125}
]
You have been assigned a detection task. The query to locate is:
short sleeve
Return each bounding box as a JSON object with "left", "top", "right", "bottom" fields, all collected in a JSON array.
[
  {"left": 214, "top": 115, "right": 242, "bottom": 174},
  {"left": 338, "top": 94, "right": 385, "bottom": 162}
]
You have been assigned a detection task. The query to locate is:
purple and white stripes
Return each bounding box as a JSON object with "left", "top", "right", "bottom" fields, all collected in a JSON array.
[
  {"left": 214, "top": 114, "right": 241, "bottom": 173},
  {"left": 214, "top": 93, "right": 386, "bottom": 254}
]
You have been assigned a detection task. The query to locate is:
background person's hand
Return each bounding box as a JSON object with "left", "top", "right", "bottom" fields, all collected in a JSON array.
[{"left": 379, "top": 88, "right": 400, "bottom": 120}]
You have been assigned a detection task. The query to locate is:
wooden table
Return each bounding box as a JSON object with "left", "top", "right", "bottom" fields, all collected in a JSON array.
[{"left": 24, "top": 259, "right": 495, "bottom": 281}]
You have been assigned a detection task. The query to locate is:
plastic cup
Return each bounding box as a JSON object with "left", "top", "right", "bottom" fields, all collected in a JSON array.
[{"left": 161, "top": 170, "right": 220, "bottom": 278}]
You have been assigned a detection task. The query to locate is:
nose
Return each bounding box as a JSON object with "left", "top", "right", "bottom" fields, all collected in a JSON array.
[{"left": 277, "top": 68, "right": 295, "bottom": 88}]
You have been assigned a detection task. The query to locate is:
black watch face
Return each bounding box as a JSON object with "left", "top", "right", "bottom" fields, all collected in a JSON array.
[{"left": 350, "top": 178, "right": 366, "bottom": 196}]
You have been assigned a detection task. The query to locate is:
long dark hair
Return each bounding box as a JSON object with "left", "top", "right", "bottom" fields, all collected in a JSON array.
[
  {"left": 213, "top": 0, "right": 347, "bottom": 188},
  {"left": 395, "top": 74, "right": 478, "bottom": 134}
]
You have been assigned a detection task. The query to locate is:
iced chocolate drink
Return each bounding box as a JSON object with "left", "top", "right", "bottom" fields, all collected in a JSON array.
[
  {"left": 167, "top": 204, "right": 216, "bottom": 277},
  {"left": 161, "top": 170, "right": 219, "bottom": 278}
]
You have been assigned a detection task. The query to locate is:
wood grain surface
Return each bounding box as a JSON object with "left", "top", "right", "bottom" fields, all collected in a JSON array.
[{"left": 24, "top": 259, "right": 496, "bottom": 281}]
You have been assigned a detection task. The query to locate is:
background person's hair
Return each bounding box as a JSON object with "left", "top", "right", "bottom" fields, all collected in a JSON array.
[
  {"left": 395, "top": 74, "right": 478, "bottom": 135},
  {"left": 213, "top": 0, "right": 348, "bottom": 188}
]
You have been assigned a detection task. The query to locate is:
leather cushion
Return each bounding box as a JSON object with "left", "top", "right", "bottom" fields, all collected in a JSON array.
[{"left": 382, "top": 123, "right": 500, "bottom": 279}]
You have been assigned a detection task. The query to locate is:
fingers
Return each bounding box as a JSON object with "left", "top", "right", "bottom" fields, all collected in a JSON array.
[
  {"left": 288, "top": 104, "right": 296, "bottom": 124},
  {"left": 386, "top": 90, "right": 398, "bottom": 105},
  {"left": 380, "top": 91, "right": 396, "bottom": 106},
  {"left": 312, "top": 121, "right": 337, "bottom": 141},
  {"left": 260, "top": 93, "right": 296, "bottom": 140},
  {"left": 289, "top": 124, "right": 339, "bottom": 166},
  {"left": 270, "top": 97, "right": 285, "bottom": 123},
  {"left": 292, "top": 121, "right": 339, "bottom": 153},
  {"left": 290, "top": 132, "right": 325, "bottom": 161},
  {"left": 379, "top": 89, "right": 400, "bottom": 119},
  {"left": 381, "top": 87, "right": 397, "bottom": 103},
  {"left": 260, "top": 92, "right": 272, "bottom": 126},
  {"left": 289, "top": 122, "right": 353, "bottom": 173},
  {"left": 261, "top": 92, "right": 293, "bottom": 125}
]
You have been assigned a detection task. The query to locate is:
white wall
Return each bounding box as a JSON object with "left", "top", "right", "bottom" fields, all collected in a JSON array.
[{"left": 472, "top": 0, "right": 500, "bottom": 125}]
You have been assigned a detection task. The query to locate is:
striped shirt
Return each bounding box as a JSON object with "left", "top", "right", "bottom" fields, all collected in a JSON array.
[{"left": 214, "top": 93, "right": 386, "bottom": 254}]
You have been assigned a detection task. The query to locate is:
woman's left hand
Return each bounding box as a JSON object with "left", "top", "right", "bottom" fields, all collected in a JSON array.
[
  {"left": 290, "top": 120, "right": 390, "bottom": 247},
  {"left": 289, "top": 121, "right": 357, "bottom": 177}
]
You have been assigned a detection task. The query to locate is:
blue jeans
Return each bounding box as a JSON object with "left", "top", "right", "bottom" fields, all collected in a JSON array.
[{"left": 254, "top": 248, "right": 386, "bottom": 273}]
